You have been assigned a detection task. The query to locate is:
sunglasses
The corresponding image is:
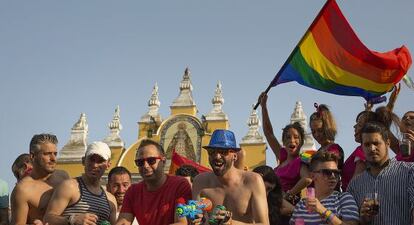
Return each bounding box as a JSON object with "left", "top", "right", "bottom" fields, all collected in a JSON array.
[
  {"left": 313, "top": 169, "right": 341, "bottom": 179},
  {"left": 135, "top": 156, "right": 163, "bottom": 167},
  {"left": 207, "top": 149, "right": 235, "bottom": 156}
]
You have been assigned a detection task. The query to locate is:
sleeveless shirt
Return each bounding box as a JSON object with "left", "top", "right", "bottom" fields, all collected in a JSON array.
[{"left": 62, "top": 177, "right": 111, "bottom": 223}]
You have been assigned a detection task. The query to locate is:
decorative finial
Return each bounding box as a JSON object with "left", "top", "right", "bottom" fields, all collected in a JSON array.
[
  {"left": 171, "top": 67, "right": 196, "bottom": 107},
  {"left": 104, "top": 106, "right": 124, "bottom": 148},
  {"left": 148, "top": 83, "right": 160, "bottom": 108},
  {"left": 241, "top": 104, "right": 264, "bottom": 144}
]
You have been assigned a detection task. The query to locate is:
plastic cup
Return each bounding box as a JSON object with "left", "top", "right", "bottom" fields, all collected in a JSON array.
[
  {"left": 307, "top": 187, "right": 315, "bottom": 199},
  {"left": 400, "top": 133, "right": 411, "bottom": 157},
  {"left": 364, "top": 193, "right": 379, "bottom": 215},
  {"left": 295, "top": 218, "right": 305, "bottom": 225}
]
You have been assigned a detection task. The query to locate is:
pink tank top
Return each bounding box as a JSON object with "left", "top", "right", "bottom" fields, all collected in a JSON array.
[{"left": 274, "top": 151, "right": 302, "bottom": 192}]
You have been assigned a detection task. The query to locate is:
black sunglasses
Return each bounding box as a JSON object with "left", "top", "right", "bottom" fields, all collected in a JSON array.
[
  {"left": 135, "top": 156, "right": 163, "bottom": 167},
  {"left": 314, "top": 169, "right": 341, "bottom": 178}
]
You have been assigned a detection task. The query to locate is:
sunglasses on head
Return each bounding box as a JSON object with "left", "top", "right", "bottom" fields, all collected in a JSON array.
[
  {"left": 314, "top": 169, "right": 341, "bottom": 178},
  {"left": 135, "top": 156, "right": 163, "bottom": 167},
  {"left": 207, "top": 149, "right": 235, "bottom": 156}
]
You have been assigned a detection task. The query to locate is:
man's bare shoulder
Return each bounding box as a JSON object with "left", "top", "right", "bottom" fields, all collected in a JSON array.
[
  {"left": 12, "top": 176, "right": 39, "bottom": 196},
  {"left": 48, "top": 170, "right": 70, "bottom": 185},
  {"left": 105, "top": 190, "right": 116, "bottom": 204},
  {"left": 241, "top": 170, "right": 264, "bottom": 186},
  {"left": 55, "top": 178, "right": 78, "bottom": 192},
  {"left": 53, "top": 169, "right": 70, "bottom": 179}
]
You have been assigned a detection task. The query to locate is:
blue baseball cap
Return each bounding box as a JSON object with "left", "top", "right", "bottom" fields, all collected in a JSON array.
[{"left": 203, "top": 129, "right": 241, "bottom": 151}]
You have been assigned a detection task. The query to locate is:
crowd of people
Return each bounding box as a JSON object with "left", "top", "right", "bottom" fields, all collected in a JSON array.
[{"left": 0, "top": 88, "right": 413, "bottom": 225}]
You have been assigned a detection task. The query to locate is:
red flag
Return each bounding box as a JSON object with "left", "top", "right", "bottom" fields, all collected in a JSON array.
[{"left": 169, "top": 151, "right": 211, "bottom": 174}]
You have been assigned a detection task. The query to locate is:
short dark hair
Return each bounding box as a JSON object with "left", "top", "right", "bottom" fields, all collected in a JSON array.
[
  {"left": 11, "top": 153, "right": 31, "bottom": 180},
  {"left": 175, "top": 165, "right": 199, "bottom": 182},
  {"left": 310, "top": 151, "right": 338, "bottom": 171},
  {"left": 282, "top": 122, "right": 305, "bottom": 149},
  {"left": 137, "top": 139, "right": 165, "bottom": 155},
  {"left": 108, "top": 166, "right": 131, "bottom": 182},
  {"left": 361, "top": 122, "right": 390, "bottom": 142},
  {"left": 30, "top": 133, "right": 58, "bottom": 154}
]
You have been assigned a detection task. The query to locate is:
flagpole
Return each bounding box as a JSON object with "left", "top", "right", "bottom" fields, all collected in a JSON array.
[{"left": 253, "top": 0, "right": 334, "bottom": 110}]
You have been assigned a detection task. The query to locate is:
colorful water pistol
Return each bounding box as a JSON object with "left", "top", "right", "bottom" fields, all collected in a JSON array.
[
  {"left": 208, "top": 205, "right": 227, "bottom": 225},
  {"left": 176, "top": 197, "right": 213, "bottom": 220}
]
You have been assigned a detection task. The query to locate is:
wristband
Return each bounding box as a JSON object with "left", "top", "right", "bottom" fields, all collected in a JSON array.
[
  {"left": 323, "top": 210, "right": 334, "bottom": 222},
  {"left": 326, "top": 212, "right": 335, "bottom": 222}
]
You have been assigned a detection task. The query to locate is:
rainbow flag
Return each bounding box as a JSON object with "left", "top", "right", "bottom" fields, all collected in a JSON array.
[{"left": 272, "top": 0, "right": 412, "bottom": 101}]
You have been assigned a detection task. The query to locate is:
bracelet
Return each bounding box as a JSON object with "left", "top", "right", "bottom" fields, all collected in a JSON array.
[
  {"left": 323, "top": 210, "right": 335, "bottom": 223},
  {"left": 320, "top": 209, "right": 329, "bottom": 217},
  {"left": 327, "top": 213, "right": 335, "bottom": 222}
]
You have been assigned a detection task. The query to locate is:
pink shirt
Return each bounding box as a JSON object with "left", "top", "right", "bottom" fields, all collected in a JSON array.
[
  {"left": 342, "top": 146, "right": 366, "bottom": 191},
  {"left": 396, "top": 145, "right": 414, "bottom": 162},
  {"left": 274, "top": 148, "right": 302, "bottom": 192}
]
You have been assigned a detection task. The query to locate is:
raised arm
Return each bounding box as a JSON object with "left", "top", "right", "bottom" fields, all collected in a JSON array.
[
  {"left": 386, "top": 84, "right": 400, "bottom": 112},
  {"left": 258, "top": 92, "right": 283, "bottom": 161},
  {"left": 10, "top": 184, "right": 29, "bottom": 225}
]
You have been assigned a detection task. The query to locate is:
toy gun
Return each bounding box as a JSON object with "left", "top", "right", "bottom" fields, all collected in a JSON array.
[
  {"left": 176, "top": 197, "right": 213, "bottom": 220},
  {"left": 208, "top": 205, "right": 227, "bottom": 225},
  {"left": 98, "top": 221, "right": 110, "bottom": 225}
]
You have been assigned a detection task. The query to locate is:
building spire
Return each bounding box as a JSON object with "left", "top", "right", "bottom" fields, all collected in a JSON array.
[
  {"left": 140, "top": 83, "right": 162, "bottom": 124},
  {"left": 290, "top": 101, "right": 316, "bottom": 151},
  {"left": 58, "top": 113, "right": 89, "bottom": 162},
  {"left": 171, "top": 67, "right": 196, "bottom": 107},
  {"left": 205, "top": 80, "right": 227, "bottom": 121},
  {"left": 103, "top": 105, "right": 124, "bottom": 148},
  {"left": 241, "top": 105, "right": 264, "bottom": 144},
  {"left": 148, "top": 82, "right": 160, "bottom": 116}
]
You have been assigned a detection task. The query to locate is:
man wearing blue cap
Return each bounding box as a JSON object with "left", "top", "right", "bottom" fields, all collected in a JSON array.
[{"left": 192, "top": 129, "right": 269, "bottom": 225}]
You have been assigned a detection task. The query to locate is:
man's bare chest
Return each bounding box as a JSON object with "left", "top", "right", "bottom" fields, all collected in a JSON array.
[{"left": 201, "top": 186, "right": 252, "bottom": 217}]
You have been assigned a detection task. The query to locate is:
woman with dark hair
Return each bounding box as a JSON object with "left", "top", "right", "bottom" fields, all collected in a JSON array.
[
  {"left": 258, "top": 93, "right": 312, "bottom": 201},
  {"left": 253, "top": 165, "right": 293, "bottom": 225}
]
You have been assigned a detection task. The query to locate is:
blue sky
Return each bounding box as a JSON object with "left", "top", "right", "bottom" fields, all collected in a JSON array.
[{"left": 1, "top": 0, "right": 413, "bottom": 190}]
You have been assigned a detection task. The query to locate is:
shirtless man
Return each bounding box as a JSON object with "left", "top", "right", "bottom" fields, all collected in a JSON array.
[
  {"left": 192, "top": 129, "right": 269, "bottom": 225},
  {"left": 11, "top": 133, "right": 69, "bottom": 225}
]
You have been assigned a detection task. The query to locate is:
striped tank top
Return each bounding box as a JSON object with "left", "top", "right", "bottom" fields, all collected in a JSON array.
[{"left": 63, "top": 177, "right": 111, "bottom": 224}]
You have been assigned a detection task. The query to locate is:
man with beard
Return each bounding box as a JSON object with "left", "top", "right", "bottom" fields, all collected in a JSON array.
[
  {"left": 44, "top": 141, "right": 117, "bottom": 225},
  {"left": 11, "top": 133, "right": 69, "bottom": 225},
  {"left": 107, "top": 166, "right": 138, "bottom": 225},
  {"left": 116, "top": 139, "right": 191, "bottom": 225},
  {"left": 290, "top": 151, "right": 359, "bottom": 224},
  {"left": 192, "top": 129, "right": 270, "bottom": 225},
  {"left": 348, "top": 122, "right": 414, "bottom": 225}
]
